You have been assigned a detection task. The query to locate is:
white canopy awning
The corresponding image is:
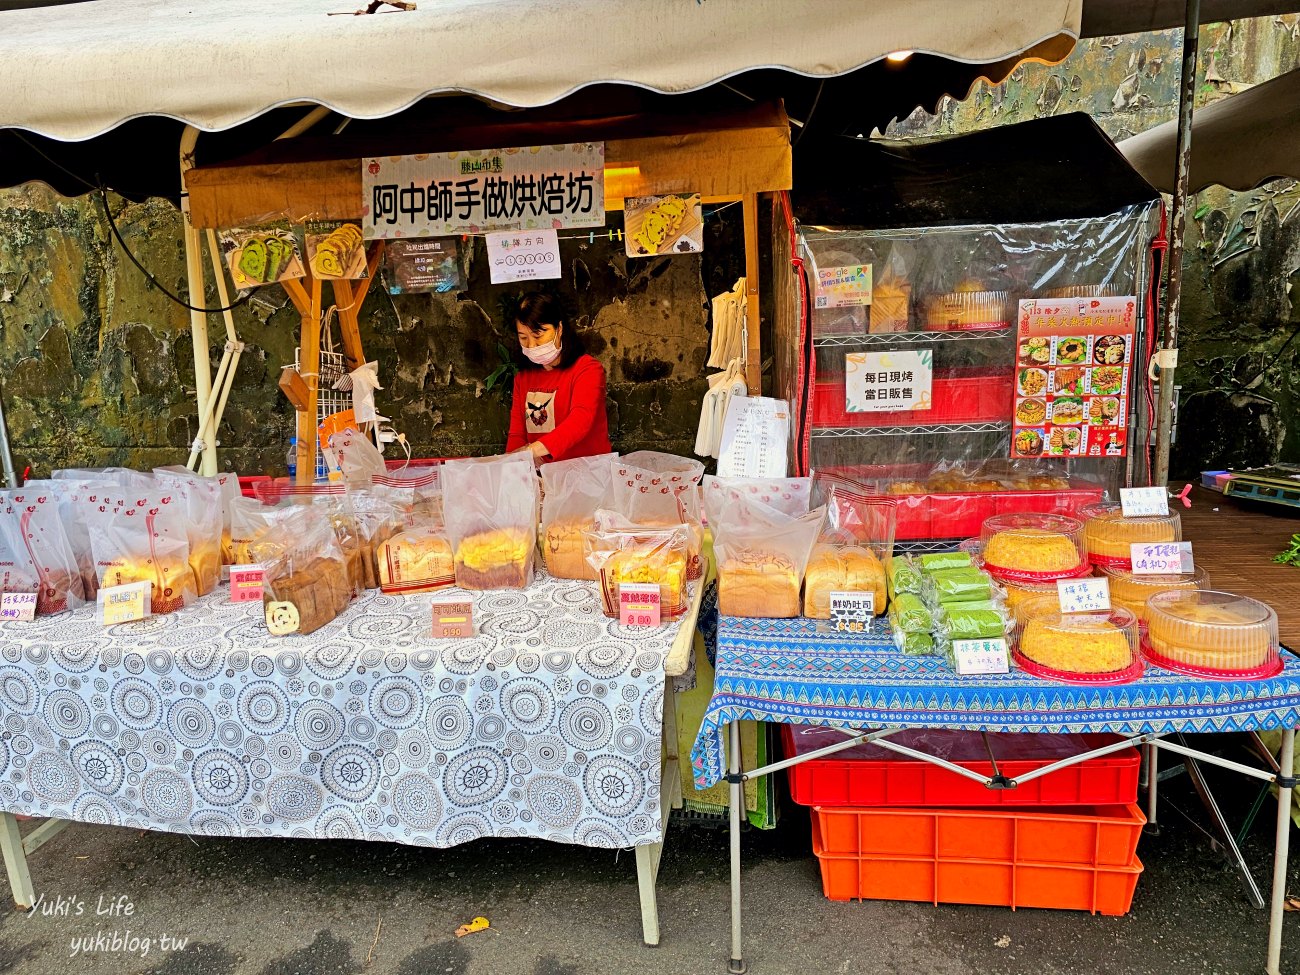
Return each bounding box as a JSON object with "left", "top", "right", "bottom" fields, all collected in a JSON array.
[
  {"left": 0, "top": 0, "right": 1081, "bottom": 141},
  {"left": 1118, "top": 67, "right": 1300, "bottom": 192}
]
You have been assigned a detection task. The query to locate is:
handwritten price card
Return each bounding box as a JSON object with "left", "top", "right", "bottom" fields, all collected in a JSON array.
[
  {"left": 229, "top": 565, "right": 264, "bottom": 603},
  {"left": 952, "top": 637, "right": 1010, "bottom": 675},
  {"left": 431, "top": 599, "right": 474, "bottom": 639},
  {"left": 1131, "top": 542, "right": 1194, "bottom": 575},
  {"left": 97, "top": 581, "right": 152, "bottom": 626},
  {"left": 619, "top": 583, "right": 662, "bottom": 628},
  {"left": 1057, "top": 576, "right": 1111, "bottom": 613},
  {"left": 0, "top": 592, "right": 37, "bottom": 622},
  {"left": 1120, "top": 486, "right": 1170, "bottom": 517}
]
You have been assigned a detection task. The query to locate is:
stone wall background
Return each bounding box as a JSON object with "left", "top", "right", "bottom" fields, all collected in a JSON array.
[
  {"left": 887, "top": 15, "right": 1300, "bottom": 477},
  {"left": 1, "top": 16, "right": 1296, "bottom": 479}
]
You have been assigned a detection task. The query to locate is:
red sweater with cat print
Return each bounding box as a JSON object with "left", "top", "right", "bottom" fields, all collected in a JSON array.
[{"left": 506, "top": 354, "right": 612, "bottom": 462}]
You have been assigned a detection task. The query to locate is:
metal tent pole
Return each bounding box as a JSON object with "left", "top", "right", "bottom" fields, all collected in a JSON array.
[
  {"left": 179, "top": 126, "right": 220, "bottom": 476},
  {"left": 0, "top": 389, "right": 17, "bottom": 488},
  {"left": 1152, "top": 0, "right": 1201, "bottom": 487}
]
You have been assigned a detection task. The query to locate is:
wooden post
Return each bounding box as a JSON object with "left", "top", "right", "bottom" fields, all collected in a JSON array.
[
  {"left": 296, "top": 275, "right": 322, "bottom": 484},
  {"left": 742, "top": 193, "right": 762, "bottom": 394},
  {"left": 330, "top": 241, "right": 383, "bottom": 374}
]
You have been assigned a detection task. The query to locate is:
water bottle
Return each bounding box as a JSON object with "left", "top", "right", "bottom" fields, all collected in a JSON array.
[{"left": 286, "top": 437, "right": 297, "bottom": 480}]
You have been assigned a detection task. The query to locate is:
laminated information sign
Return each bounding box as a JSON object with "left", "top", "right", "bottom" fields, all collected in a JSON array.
[{"left": 845, "top": 349, "right": 933, "bottom": 413}]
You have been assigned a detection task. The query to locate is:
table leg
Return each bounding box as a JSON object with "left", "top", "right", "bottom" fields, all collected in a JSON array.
[
  {"left": 0, "top": 812, "right": 34, "bottom": 910},
  {"left": 1267, "top": 728, "right": 1295, "bottom": 975},
  {"left": 728, "top": 720, "right": 746, "bottom": 974},
  {"left": 636, "top": 844, "right": 661, "bottom": 947},
  {"left": 1145, "top": 742, "right": 1160, "bottom": 834}
]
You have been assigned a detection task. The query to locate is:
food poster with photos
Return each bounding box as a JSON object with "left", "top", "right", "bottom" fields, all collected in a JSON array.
[{"left": 1011, "top": 296, "right": 1137, "bottom": 459}]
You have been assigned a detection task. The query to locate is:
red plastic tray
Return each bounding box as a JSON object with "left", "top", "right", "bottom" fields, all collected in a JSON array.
[
  {"left": 812, "top": 370, "right": 1013, "bottom": 428},
  {"left": 781, "top": 727, "right": 1140, "bottom": 807},
  {"left": 812, "top": 805, "right": 1144, "bottom": 914}
]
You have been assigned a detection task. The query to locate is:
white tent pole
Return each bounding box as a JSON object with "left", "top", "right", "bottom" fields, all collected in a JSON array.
[
  {"left": 198, "top": 227, "right": 244, "bottom": 465},
  {"left": 179, "top": 126, "right": 220, "bottom": 476},
  {"left": 1153, "top": 0, "right": 1201, "bottom": 487},
  {"left": 275, "top": 106, "right": 331, "bottom": 141}
]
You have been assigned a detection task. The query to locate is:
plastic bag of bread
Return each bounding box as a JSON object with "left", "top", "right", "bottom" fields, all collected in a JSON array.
[
  {"left": 154, "top": 467, "right": 224, "bottom": 596},
  {"left": 814, "top": 479, "right": 897, "bottom": 558},
  {"left": 252, "top": 506, "right": 352, "bottom": 636},
  {"left": 803, "top": 544, "right": 887, "bottom": 619},
  {"left": 611, "top": 453, "right": 705, "bottom": 580},
  {"left": 370, "top": 467, "right": 444, "bottom": 528},
  {"left": 376, "top": 526, "right": 455, "bottom": 594},
  {"left": 585, "top": 519, "right": 689, "bottom": 619},
  {"left": 540, "top": 453, "right": 617, "bottom": 580},
  {"left": 442, "top": 453, "right": 538, "bottom": 590},
  {"left": 80, "top": 488, "right": 195, "bottom": 614},
  {"left": 19, "top": 478, "right": 100, "bottom": 597},
  {"left": 228, "top": 496, "right": 297, "bottom": 566},
  {"left": 0, "top": 489, "right": 87, "bottom": 614},
  {"left": 216, "top": 472, "right": 241, "bottom": 564},
  {"left": 713, "top": 498, "right": 826, "bottom": 618},
  {"left": 253, "top": 481, "right": 365, "bottom": 596},
  {"left": 348, "top": 490, "right": 405, "bottom": 590},
  {"left": 328, "top": 427, "right": 388, "bottom": 489},
  {"left": 702, "top": 475, "right": 812, "bottom": 519}
]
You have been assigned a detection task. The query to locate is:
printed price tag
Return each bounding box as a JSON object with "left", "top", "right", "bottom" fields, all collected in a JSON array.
[
  {"left": 1120, "top": 486, "right": 1170, "bottom": 517},
  {"left": 829, "top": 591, "right": 875, "bottom": 633},
  {"left": 0, "top": 592, "right": 37, "bottom": 622},
  {"left": 1131, "top": 542, "right": 1194, "bottom": 575},
  {"left": 619, "top": 583, "right": 662, "bottom": 628},
  {"left": 431, "top": 599, "right": 474, "bottom": 639},
  {"left": 1056, "top": 576, "right": 1111, "bottom": 613},
  {"left": 952, "top": 637, "right": 1010, "bottom": 675},
  {"left": 229, "top": 565, "right": 264, "bottom": 603},
  {"left": 97, "top": 582, "right": 152, "bottom": 626}
]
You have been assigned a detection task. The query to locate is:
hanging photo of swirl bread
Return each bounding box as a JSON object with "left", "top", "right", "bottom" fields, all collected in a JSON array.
[{"left": 305, "top": 222, "right": 368, "bottom": 280}]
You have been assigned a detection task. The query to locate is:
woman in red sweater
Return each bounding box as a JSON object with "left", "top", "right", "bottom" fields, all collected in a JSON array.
[{"left": 506, "top": 292, "right": 612, "bottom": 464}]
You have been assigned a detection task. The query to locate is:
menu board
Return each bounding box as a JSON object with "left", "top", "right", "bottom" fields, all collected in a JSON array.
[{"left": 1011, "top": 296, "right": 1137, "bottom": 459}]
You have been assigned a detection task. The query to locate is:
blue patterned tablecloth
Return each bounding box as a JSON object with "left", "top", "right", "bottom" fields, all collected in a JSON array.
[
  {"left": 690, "top": 617, "right": 1300, "bottom": 789},
  {"left": 0, "top": 576, "right": 694, "bottom": 849}
]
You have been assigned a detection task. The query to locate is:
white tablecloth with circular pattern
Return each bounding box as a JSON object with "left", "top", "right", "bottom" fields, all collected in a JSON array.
[{"left": 0, "top": 576, "right": 693, "bottom": 849}]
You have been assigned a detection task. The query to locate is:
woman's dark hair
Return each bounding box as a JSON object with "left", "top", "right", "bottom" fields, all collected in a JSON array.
[{"left": 515, "top": 290, "right": 585, "bottom": 369}]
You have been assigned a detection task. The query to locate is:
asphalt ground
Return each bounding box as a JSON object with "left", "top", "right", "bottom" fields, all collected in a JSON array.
[{"left": 1, "top": 746, "right": 1295, "bottom": 975}]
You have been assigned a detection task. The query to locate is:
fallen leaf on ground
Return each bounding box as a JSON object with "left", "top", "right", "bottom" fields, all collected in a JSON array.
[{"left": 455, "top": 916, "right": 490, "bottom": 938}]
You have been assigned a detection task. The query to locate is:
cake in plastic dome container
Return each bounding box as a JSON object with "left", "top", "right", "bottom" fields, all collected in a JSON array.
[
  {"left": 1004, "top": 584, "right": 1059, "bottom": 626},
  {"left": 1143, "top": 590, "right": 1281, "bottom": 679},
  {"left": 1014, "top": 602, "right": 1142, "bottom": 684},
  {"left": 1080, "top": 502, "right": 1181, "bottom": 569},
  {"left": 1100, "top": 565, "right": 1209, "bottom": 626},
  {"left": 980, "top": 512, "right": 1088, "bottom": 583}
]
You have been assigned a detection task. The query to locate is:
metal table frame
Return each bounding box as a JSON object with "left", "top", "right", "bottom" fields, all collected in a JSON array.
[{"left": 723, "top": 721, "right": 1297, "bottom": 975}]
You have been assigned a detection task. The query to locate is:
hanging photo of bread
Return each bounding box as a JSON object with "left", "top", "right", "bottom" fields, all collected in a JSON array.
[
  {"left": 624, "top": 193, "right": 703, "bottom": 258},
  {"left": 222, "top": 227, "right": 306, "bottom": 291},
  {"left": 305, "top": 222, "right": 368, "bottom": 280}
]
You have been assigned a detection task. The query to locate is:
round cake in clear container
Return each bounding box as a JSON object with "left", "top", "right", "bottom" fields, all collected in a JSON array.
[
  {"left": 1100, "top": 565, "right": 1209, "bottom": 625},
  {"left": 1144, "top": 590, "right": 1281, "bottom": 679},
  {"left": 1004, "top": 584, "right": 1060, "bottom": 626},
  {"left": 1014, "top": 602, "right": 1142, "bottom": 684},
  {"left": 1080, "top": 502, "right": 1181, "bottom": 568},
  {"left": 980, "top": 512, "right": 1088, "bottom": 583}
]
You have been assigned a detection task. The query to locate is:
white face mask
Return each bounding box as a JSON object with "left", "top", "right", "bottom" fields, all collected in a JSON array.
[{"left": 522, "top": 338, "right": 561, "bottom": 366}]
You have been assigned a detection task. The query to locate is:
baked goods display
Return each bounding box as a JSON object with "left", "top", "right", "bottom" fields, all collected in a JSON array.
[
  {"left": 803, "top": 544, "right": 886, "bottom": 619},
  {"left": 921, "top": 279, "right": 1010, "bottom": 331},
  {"left": 264, "top": 557, "right": 352, "bottom": 636},
  {"left": 540, "top": 453, "right": 617, "bottom": 581},
  {"left": 718, "top": 552, "right": 800, "bottom": 618},
  {"left": 0, "top": 489, "right": 87, "bottom": 615},
  {"left": 1081, "top": 502, "right": 1181, "bottom": 567},
  {"left": 377, "top": 528, "right": 455, "bottom": 594},
  {"left": 454, "top": 528, "right": 533, "bottom": 590},
  {"left": 1015, "top": 603, "right": 1140, "bottom": 681},
  {"left": 594, "top": 535, "right": 689, "bottom": 620},
  {"left": 544, "top": 519, "right": 598, "bottom": 581},
  {"left": 1002, "top": 580, "right": 1061, "bottom": 625},
  {"left": 1101, "top": 565, "right": 1208, "bottom": 625},
  {"left": 1144, "top": 590, "right": 1280, "bottom": 677},
  {"left": 882, "top": 466, "right": 1070, "bottom": 495},
  {"left": 870, "top": 263, "right": 911, "bottom": 333},
  {"left": 980, "top": 513, "right": 1087, "bottom": 582}
]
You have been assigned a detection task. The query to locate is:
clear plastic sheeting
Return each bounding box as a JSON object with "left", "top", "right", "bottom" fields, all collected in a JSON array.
[{"left": 774, "top": 202, "right": 1161, "bottom": 546}]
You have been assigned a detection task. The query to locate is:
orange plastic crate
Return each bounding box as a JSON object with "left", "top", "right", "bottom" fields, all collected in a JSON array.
[{"left": 811, "top": 805, "right": 1144, "bottom": 915}]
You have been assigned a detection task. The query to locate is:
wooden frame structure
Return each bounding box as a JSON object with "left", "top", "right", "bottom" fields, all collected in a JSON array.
[{"left": 181, "top": 101, "right": 793, "bottom": 474}]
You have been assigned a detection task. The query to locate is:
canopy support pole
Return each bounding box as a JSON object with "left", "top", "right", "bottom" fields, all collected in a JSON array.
[
  {"left": 179, "top": 126, "right": 220, "bottom": 476},
  {"left": 742, "top": 194, "right": 762, "bottom": 394},
  {"left": 1153, "top": 0, "right": 1200, "bottom": 487}
]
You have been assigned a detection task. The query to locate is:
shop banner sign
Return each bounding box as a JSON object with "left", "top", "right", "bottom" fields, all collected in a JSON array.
[
  {"left": 845, "top": 349, "right": 932, "bottom": 413},
  {"left": 363, "top": 144, "right": 605, "bottom": 239}
]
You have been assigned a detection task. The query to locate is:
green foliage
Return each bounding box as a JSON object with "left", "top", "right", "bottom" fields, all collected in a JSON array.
[{"left": 483, "top": 342, "right": 518, "bottom": 400}]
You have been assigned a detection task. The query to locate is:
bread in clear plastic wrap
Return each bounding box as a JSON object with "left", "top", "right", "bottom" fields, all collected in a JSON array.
[
  {"left": 540, "top": 453, "right": 618, "bottom": 580},
  {"left": 0, "top": 489, "right": 87, "bottom": 615},
  {"left": 886, "top": 555, "right": 922, "bottom": 600},
  {"left": 80, "top": 488, "right": 195, "bottom": 614},
  {"left": 584, "top": 518, "right": 689, "bottom": 619},
  {"left": 253, "top": 481, "right": 366, "bottom": 596},
  {"left": 712, "top": 497, "right": 826, "bottom": 618},
  {"left": 154, "top": 467, "right": 225, "bottom": 596},
  {"left": 252, "top": 506, "right": 352, "bottom": 636},
  {"left": 612, "top": 453, "right": 705, "bottom": 580},
  {"left": 442, "top": 453, "right": 538, "bottom": 590},
  {"left": 803, "top": 543, "right": 886, "bottom": 619},
  {"left": 347, "top": 490, "right": 405, "bottom": 590},
  {"left": 215, "top": 472, "right": 241, "bottom": 564},
  {"left": 370, "top": 467, "right": 444, "bottom": 528},
  {"left": 376, "top": 526, "right": 455, "bottom": 594},
  {"left": 19, "top": 478, "right": 99, "bottom": 597}
]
